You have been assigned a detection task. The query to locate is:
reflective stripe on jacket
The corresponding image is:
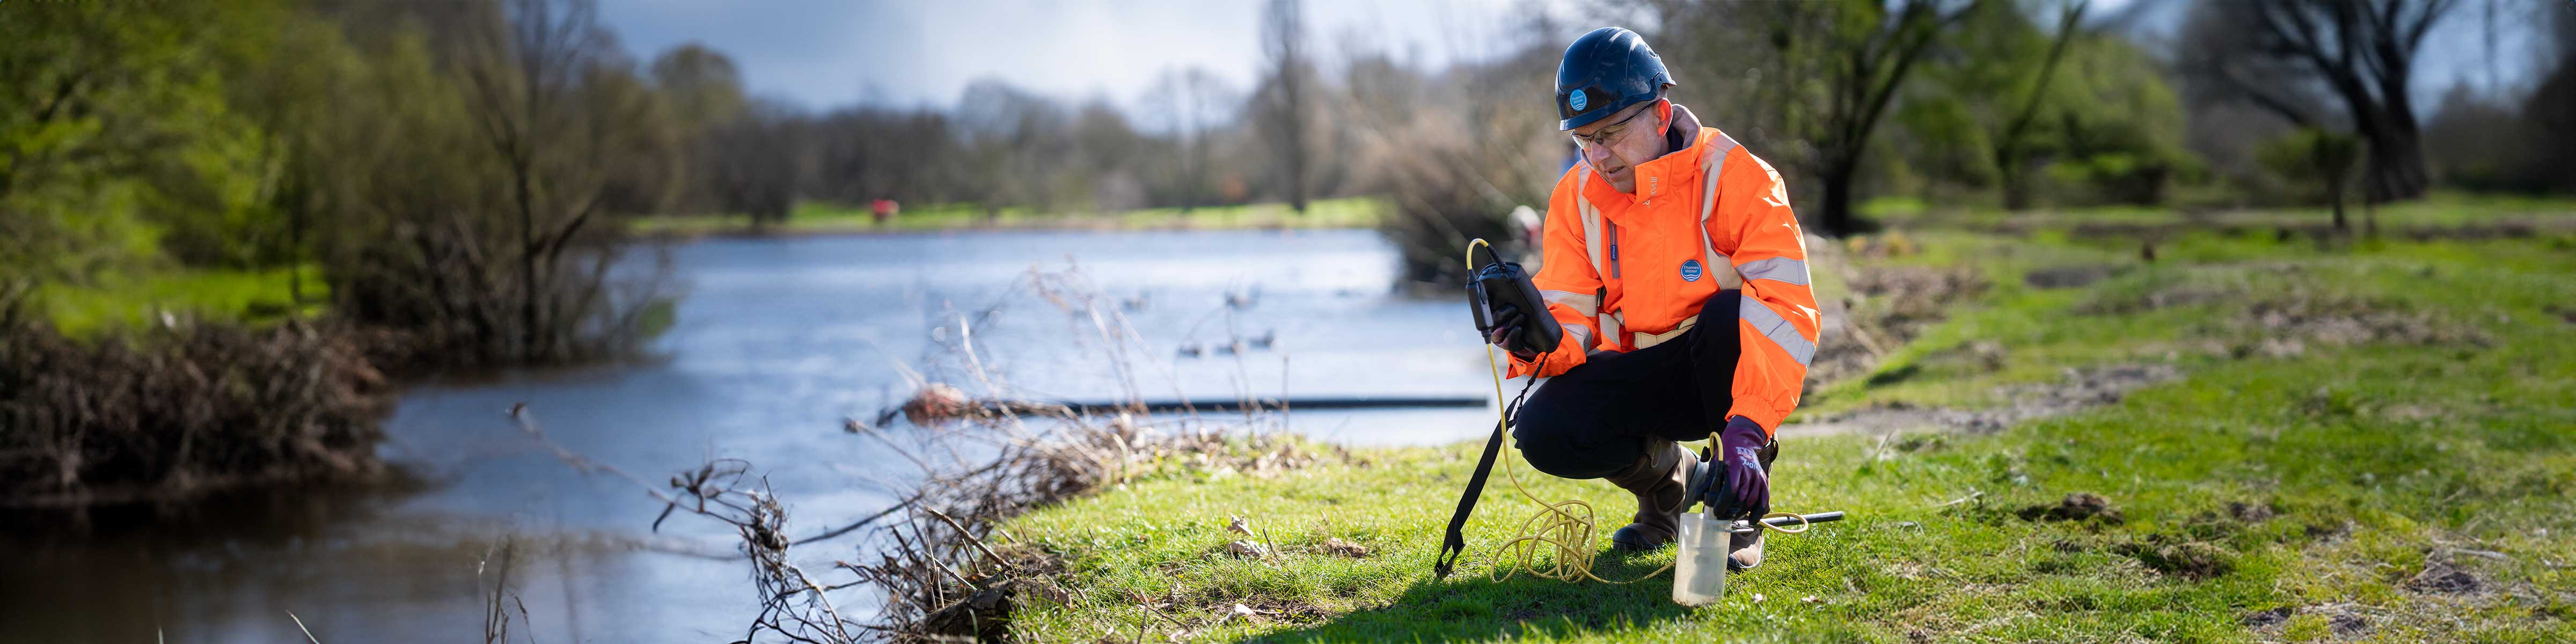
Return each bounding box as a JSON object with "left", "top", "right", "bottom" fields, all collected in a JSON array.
[{"left": 1507, "top": 104, "right": 1821, "bottom": 435}]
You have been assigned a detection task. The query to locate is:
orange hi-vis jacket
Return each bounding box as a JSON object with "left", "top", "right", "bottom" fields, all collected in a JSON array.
[{"left": 1507, "top": 107, "right": 1821, "bottom": 436}]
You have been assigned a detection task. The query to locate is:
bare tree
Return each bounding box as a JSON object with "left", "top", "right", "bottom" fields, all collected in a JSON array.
[
  {"left": 2196, "top": 0, "right": 2458, "bottom": 203},
  {"left": 958, "top": 80, "right": 1073, "bottom": 219},
  {"left": 1656, "top": 0, "right": 1978, "bottom": 236},
  {"left": 707, "top": 99, "right": 802, "bottom": 227},
  {"left": 453, "top": 0, "right": 677, "bottom": 361},
  {"left": 1258, "top": 0, "right": 1313, "bottom": 214},
  {"left": 1147, "top": 69, "right": 1232, "bottom": 213}
]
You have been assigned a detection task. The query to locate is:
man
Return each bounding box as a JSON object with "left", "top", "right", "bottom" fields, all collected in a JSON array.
[{"left": 1481, "top": 27, "right": 1820, "bottom": 569}]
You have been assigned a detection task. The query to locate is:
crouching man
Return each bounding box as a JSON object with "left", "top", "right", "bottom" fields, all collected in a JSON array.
[{"left": 1481, "top": 27, "right": 1821, "bottom": 569}]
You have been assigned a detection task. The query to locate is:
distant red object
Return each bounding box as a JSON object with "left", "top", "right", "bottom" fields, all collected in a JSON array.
[{"left": 870, "top": 199, "right": 899, "bottom": 223}]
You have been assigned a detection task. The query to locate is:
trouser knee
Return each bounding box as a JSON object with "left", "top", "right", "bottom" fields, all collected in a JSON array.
[
  {"left": 1511, "top": 419, "right": 1602, "bottom": 479},
  {"left": 1511, "top": 384, "right": 1628, "bottom": 480}
]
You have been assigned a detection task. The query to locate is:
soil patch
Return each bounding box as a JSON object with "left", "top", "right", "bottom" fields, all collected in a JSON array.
[
  {"left": 1788, "top": 364, "right": 2177, "bottom": 436},
  {"left": 2019, "top": 493, "right": 2125, "bottom": 525},
  {"left": 2240, "top": 606, "right": 2294, "bottom": 627},
  {"left": 2227, "top": 501, "right": 2277, "bottom": 523},
  {"left": 1806, "top": 241, "right": 1990, "bottom": 387},
  {"left": 2023, "top": 265, "right": 2117, "bottom": 289},
  {"left": 2406, "top": 562, "right": 2486, "bottom": 595},
  {"left": 2115, "top": 539, "right": 2230, "bottom": 579}
]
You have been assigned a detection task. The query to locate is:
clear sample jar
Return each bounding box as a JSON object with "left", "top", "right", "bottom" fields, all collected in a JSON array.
[{"left": 1671, "top": 512, "right": 1731, "bottom": 606}]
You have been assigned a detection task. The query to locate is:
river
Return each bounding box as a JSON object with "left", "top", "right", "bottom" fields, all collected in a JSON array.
[{"left": 0, "top": 229, "right": 1507, "bottom": 642}]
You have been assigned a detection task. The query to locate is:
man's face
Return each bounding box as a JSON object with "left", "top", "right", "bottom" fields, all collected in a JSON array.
[{"left": 1569, "top": 100, "right": 1667, "bottom": 195}]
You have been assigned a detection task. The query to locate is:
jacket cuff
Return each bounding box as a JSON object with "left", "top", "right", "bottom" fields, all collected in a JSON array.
[
  {"left": 1724, "top": 400, "right": 1789, "bottom": 438},
  {"left": 1505, "top": 331, "right": 1587, "bottom": 379}
]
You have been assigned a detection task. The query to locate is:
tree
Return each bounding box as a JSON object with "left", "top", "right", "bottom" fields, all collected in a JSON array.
[
  {"left": 650, "top": 43, "right": 751, "bottom": 217},
  {"left": 1256, "top": 0, "right": 1314, "bottom": 214},
  {"left": 453, "top": 0, "right": 678, "bottom": 360},
  {"left": 1146, "top": 69, "right": 1232, "bottom": 213},
  {"left": 2258, "top": 127, "right": 2362, "bottom": 233},
  {"left": 0, "top": 1, "right": 288, "bottom": 279},
  {"left": 1985, "top": 1, "right": 2088, "bottom": 209},
  {"left": 2190, "top": 0, "right": 2458, "bottom": 203},
  {"left": 1656, "top": 0, "right": 1978, "bottom": 235},
  {"left": 705, "top": 99, "right": 802, "bottom": 226},
  {"left": 957, "top": 79, "right": 1073, "bottom": 219}
]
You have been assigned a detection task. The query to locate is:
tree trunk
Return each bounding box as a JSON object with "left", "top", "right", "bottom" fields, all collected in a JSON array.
[
  {"left": 2328, "top": 175, "right": 2347, "bottom": 232},
  {"left": 1818, "top": 160, "right": 1866, "bottom": 236},
  {"left": 2360, "top": 120, "right": 2428, "bottom": 203},
  {"left": 516, "top": 170, "right": 538, "bottom": 361},
  {"left": 2000, "top": 165, "right": 2033, "bottom": 210}
]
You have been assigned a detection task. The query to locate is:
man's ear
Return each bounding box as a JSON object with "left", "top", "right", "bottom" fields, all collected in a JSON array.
[{"left": 1657, "top": 99, "right": 1673, "bottom": 135}]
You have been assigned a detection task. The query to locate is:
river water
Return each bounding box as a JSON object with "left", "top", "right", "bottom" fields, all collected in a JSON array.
[{"left": 0, "top": 229, "right": 1507, "bottom": 642}]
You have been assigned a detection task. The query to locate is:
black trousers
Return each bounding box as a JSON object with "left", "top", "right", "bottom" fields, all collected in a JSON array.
[{"left": 1512, "top": 289, "right": 1776, "bottom": 479}]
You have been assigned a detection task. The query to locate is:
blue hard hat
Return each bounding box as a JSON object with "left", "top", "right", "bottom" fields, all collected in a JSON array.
[{"left": 1555, "top": 27, "right": 1673, "bottom": 131}]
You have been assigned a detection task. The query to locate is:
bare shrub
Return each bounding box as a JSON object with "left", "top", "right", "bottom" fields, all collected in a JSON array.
[{"left": 0, "top": 282, "right": 393, "bottom": 507}]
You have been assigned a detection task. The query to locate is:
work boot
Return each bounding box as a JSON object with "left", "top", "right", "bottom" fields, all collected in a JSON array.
[
  {"left": 1604, "top": 440, "right": 1700, "bottom": 552},
  {"left": 1728, "top": 530, "right": 1764, "bottom": 570}
]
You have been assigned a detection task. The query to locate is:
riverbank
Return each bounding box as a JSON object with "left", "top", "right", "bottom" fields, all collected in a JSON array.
[
  {"left": 984, "top": 228, "right": 2576, "bottom": 641},
  {"left": 631, "top": 197, "right": 1390, "bottom": 237}
]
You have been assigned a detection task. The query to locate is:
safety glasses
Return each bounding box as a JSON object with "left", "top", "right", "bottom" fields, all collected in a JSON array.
[{"left": 1568, "top": 100, "right": 1658, "bottom": 153}]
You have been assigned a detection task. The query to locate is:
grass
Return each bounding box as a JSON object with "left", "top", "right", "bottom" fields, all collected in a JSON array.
[
  {"left": 31, "top": 264, "right": 324, "bottom": 336},
  {"left": 630, "top": 197, "right": 1389, "bottom": 236},
  {"left": 1864, "top": 191, "right": 2576, "bottom": 231},
  {"left": 994, "top": 224, "right": 2576, "bottom": 641}
]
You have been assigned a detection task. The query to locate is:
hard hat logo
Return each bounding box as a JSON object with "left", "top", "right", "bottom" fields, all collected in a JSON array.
[{"left": 1554, "top": 26, "right": 1675, "bottom": 131}]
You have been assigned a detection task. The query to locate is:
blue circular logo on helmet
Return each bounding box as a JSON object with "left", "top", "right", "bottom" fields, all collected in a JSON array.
[
  {"left": 1568, "top": 90, "right": 1589, "bottom": 112},
  {"left": 1680, "top": 259, "right": 1703, "bottom": 282}
]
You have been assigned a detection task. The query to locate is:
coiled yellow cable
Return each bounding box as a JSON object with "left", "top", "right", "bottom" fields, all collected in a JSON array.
[{"left": 1465, "top": 238, "right": 1809, "bottom": 584}]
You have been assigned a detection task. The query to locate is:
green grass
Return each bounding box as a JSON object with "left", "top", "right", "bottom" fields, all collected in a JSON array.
[
  {"left": 996, "top": 228, "right": 2576, "bottom": 642},
  {"left": 1864, "top": 191, "right": 2576, "bottom": 231},
  {"left": 632, "top": 197, "right": 1388, "bottom": 236},
  {"left": 33, "top": 265, "right": 324, "bottom": 336}
]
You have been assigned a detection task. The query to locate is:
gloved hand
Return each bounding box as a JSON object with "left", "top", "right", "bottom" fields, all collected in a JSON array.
[
  {"left": 1482, "top": 303, "right": 1542, "bottom": 359},
  {"left": 1715, "top": 416, "right": 1770, "bottom": 518}
]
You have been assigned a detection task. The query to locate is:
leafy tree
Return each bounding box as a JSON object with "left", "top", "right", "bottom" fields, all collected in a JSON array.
[
  {"left": 1919, "top": 1, "right": 2090, "bottom": 209},
  {"left": 0, "top": 1, "right": 294, "bottom": 279},
  {"left": 2032, "top": 33, "right": 2193, "bottom": 205}
]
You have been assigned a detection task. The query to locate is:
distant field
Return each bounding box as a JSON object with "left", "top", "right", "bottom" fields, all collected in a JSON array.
[{"left": 632, "top": 197, "right": 1389, "bottom": 236}]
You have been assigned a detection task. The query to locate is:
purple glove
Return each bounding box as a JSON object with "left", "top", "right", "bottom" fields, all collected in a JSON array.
[{"left": 1716, "top": 416, "right": 1770, "bottom": 518}]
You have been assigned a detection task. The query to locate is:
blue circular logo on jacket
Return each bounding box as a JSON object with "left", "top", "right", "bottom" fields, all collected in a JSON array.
[
  {"left": 1680, "top": 259, "right": 1703, "bottom": 282},
  {"left": 1568, "top": 91, "right": 1588, "bottom": 112}
]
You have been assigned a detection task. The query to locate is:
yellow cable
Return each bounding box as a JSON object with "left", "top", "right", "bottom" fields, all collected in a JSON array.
[{"left": 1463, "top": 238, "right": 1811, "bottom": 584}]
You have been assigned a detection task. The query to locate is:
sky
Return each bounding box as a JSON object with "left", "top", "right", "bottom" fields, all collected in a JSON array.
[
  {"left": 596, "top": 0, "right": 2557, "bottom": 117},
  {"left": 596, "top": 0, "right": 1553, "bottom": 113}
]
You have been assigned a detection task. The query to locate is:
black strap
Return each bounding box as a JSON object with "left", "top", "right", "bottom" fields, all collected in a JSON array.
[
  {"left": 1435, "top": 354, "right": 1545, "bottom": 580},
  {"left": 1433, "top": 418, "right": 1507, "bottom": 580}
]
